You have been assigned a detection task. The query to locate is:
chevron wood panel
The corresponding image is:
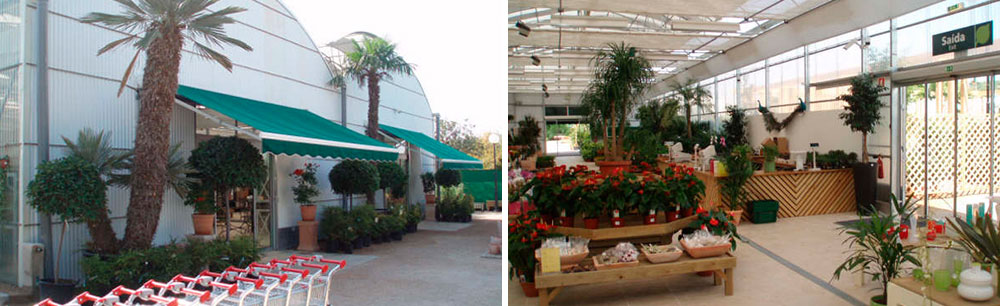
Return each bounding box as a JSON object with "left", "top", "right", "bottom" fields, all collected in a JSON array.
[{"left": 697, "top": 169, "right": 855, "bottom": 218}]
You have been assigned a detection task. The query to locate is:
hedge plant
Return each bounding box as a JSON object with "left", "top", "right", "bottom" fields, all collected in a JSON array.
[
  {"left": 329, "top": 160, "right": 379, "bottom": 208},
  {"left": 435, "top": 169, "right": 462, "bottom": 188},
  {"left": 319, "top": 207, "right": 357, "bottom": 244}
]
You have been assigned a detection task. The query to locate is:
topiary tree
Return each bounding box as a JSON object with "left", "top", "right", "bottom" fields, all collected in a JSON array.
[
  {"left": 435, "top": 169, "right": 462, "bottom": 188},
  {"left": 189, "top": 137, "right": 267, "bottom": 240},
  {"left": 329, "top": 160, "right": 380, "bottom": 209},
  {"left": 27, "top": 156, "right": 107, "bottom": 282},
  {"left": 376, "top": 162, "right": 407, "bottom": 200}
]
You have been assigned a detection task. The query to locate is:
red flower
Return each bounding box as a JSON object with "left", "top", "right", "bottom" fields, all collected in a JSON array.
[
  {"left": 638, "top": 189, "right": 644, "bottom": 195},
  {"left": 696, "top": 207, "right": 707, "bottom": 214},
  {"left": 196, "top": 197, "right": 206, "bottom": 202},
  {"left": 531, "top": 232, "right": 538, "bottom": 239},
  {"left": 709, "top": 218, "right": 719, "bottom": 226},
  {"left": 521, "top": 237, "right": 528, "bottom": 243},
  {"left": 293, "top": 169, "right": 304, "bottom": 176}
]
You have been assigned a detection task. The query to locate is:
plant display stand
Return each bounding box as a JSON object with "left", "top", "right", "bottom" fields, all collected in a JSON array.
[
  {"left": 534, "top": 252, "right": 736, "bottom": 306},
  {"left": 298, "top": 220, "right": 319, "bottom": 251},
  {"left": 888, "top": 277, "right": 1000, "bottom": 305}
]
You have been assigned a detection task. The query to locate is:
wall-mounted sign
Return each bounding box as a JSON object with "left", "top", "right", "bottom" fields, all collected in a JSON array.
[
  {"left": 948, "top": 3, "right": 964, "bottom": 12},
  {"left": 933, "top": 21, "right": 992, "bottom": 56}
]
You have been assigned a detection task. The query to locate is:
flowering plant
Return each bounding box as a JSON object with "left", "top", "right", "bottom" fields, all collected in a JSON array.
[
  {"left": 508, "top": 212, "right": 558, "bottom": 282},
  {"left": 184, "top": 182, "right": 217, "bottom": 214},
  {"left": 688, "top": 207, "right": 740, "bottom": 250},
  {"left": 663, "top": 163, "right": 706, "bottom": 209},
  {"left": 290, "top": 163, "right": 320, "bottom": 205},
  {"left": 508, "top": 168, "right": 533, "bottom": 200}
]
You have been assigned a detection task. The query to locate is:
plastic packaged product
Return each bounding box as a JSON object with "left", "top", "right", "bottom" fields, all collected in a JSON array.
[{"left": 682, "top": 229, "right": 731, "bottom": 248}]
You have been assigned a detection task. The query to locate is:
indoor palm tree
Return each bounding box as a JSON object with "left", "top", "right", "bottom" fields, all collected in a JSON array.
[
  {"left": 670, "top": 79, "right": 712, "bottom": 139},
  {"left": 82, "top": 0, "right": 252, "bottom": 249},
  {"left": 343, "top": 36, "right": 414, "bottom": 138},
  {"left": 582, "top": 42, "right": 653, "bottom": 165}
]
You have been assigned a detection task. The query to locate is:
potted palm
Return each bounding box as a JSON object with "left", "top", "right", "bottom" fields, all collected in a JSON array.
[
  {"left": 833, "top": 194, "right": 919, "bottom": 306},
  {"left": 329, "top": 160, "right": 380, "bottom": 209},
  {"left": 838, "top": 73, "right": 887, "bottom": 214},
  {"left": 582, "top": 43, "right": 654, "bottom": 174},
  {"left": 720, "top": 145, "right": 754, "bottom": 224},
  {"left": 290, "top": 163, "right": 321, "bottom": 221},
  {"left": 28, "top": 157, "right": 107, "bottom": 303}
]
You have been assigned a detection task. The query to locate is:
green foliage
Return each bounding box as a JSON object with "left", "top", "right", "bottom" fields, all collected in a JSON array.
[
  {"left": 27, "top": 157, "right": 107, "bottom": 223},
  {"left": 662, "top": 119, "right": 714, "bottom": 153},
  {"left": 809, "top": 150, "right": 858, "bottom": 169},
  {"left": 183, "top": 182, "right": 217, "bottom": 214},
  {"left": 290, "top": 163, "right": 320, "bottom": 205},
  {"left": 189, "top": 137, "right": 267, "bottom": 191},
  {"left": 535, "top": 155, "right": 556, "bottom": 168},
  {"left": 545, "top": 124, "right": 573, "bottom": 140},
  {"left": 348, "top": 205, "right": 377, "bottom": 238},
  {"left": 511, "top": 116, "right": 542, "bottom": 157},
  {"left": 582, "top": 42, "right": 654, "bottom": 161},
  {"left": 420, "top": 172, "right": 436, "bottom": 193},
  {"left": 381, "top": 214, "right": 406, "bottom": 233},
  {"left": 762, "top": 144, "right": 779, "bottom": 162},
  {"left": 833, "top": 194, "right": 919, "bottom": 300},
  {"left": 670, "top": 80, "right": 713, "bottom": 139},
  {"left": 435, "top": 169, "right": 462, "bottom": 187},
  {"left": 376, "top": 162, "right": 407, "bottom": 196},
  {"left": 580, "top": 141, "right": 603, "bottom": 162},
  {"left": 839, "top": 73, "right": 887, "bottom": 162},
  {"left": 624, "top": 129, "right": 665, "bottom": 165},
  {"left": 569, "top": 124, "right": 591, "bottom": 149},
  {"left": 81, "top": 237, "right": 259, "bottom": 295},
  {"left": 720, "top": 106, "right": 749, "bottom": 155},
  {"left": 329, "top": 160, "right": 380, "bottom": 196},
  {"left": 343, "top": 36, "right": 414, "bottom": 87},
  {"left": 320, "top": 207, "right": 357, "bottom": 243},
  {"left": 636, "top": 98, "right": 680, "bottom": 134},
  {"left": 720, "top": 145, "right": 754, "bottom": 210},
  {"left": 439, "top": 119, "right": 499, "bottom": 170},
  {"left": 437, "top": 186, "right": 473, "bottom": 221},
  {"left": 404, "top": 203, "right": 422, "bottom": 226},
  {"left": 950, "top": 212, "right": 1000, "bottom": 266}
]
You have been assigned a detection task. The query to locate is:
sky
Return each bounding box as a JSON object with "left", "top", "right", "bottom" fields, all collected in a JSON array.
[{"left": 281, "top": 0, "right": 508, "bottom": 134}]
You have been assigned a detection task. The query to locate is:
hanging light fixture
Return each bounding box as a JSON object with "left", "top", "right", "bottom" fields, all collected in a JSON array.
[{"left": 516, "top": 21, "right": 531, "bottom": 37}]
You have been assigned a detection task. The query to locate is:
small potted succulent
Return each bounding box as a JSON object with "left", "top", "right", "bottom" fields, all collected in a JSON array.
[
  {"left": 290, "top": 163, "right": 320, "bottom": 221},
  {"left": 184, "top": 182, "right": 217, "bottom": 235}
]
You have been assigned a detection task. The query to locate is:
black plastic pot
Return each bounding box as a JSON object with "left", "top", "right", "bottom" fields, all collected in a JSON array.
[
  {"left": 324, "top": 240, "right": 338, "bottom": 253},
  {"left": 39, "top": 279, "right": 77, "bottom": 303},
  {"left": 406, "top": 223, "right": 417, "bottom": 233},
  {"left": 352, "top": 238, "right": 364, "bottom": 249},
  {"left": 340, "top": 241, "right": 353, "bottom": 254},
  {"left": 382, "top": 233, "right": 391, "bottom": 242},
  {"left": 853, "top": 162, "right": 878, "bottom": 215},
  {"left": 391, "top": 231, "right": 403, "bottom": 241},
  {"left": 363, "top": 236, "right": 371, "bottom": 247}
]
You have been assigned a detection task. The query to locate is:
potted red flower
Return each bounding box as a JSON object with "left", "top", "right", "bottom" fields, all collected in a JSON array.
[
  {"left": 184, "top": 185, "right": 217, "bottom": 235},
  {"left": 509, "top": 212, "right": 558, "bottom": 297},
  {"left": 290, "top": 163, "right": 320, "bottom": 221},
  {"left": 663, "top": 163, "right": 705, "bottom": 217}
]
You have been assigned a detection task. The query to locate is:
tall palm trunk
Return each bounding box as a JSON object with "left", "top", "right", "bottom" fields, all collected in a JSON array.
[
  {"left": 122, "top": 26, "right": 183, "bottom": 250},
  {"left": 365, "top": 73, "right": 380, "bottom": 204},
  {"left": 85, "top": 212, "right": 118, "bottom": 253}
]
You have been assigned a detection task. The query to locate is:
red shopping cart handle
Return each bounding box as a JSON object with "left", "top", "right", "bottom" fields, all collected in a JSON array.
[
  {"left": 210, "top": 281, "right": 238, "bottom": 296},
  {"left": 248, "top": 262, "right": 273, "bottom": 270},
  {"left": 179, "top": 288, "right": 211, "bottom": 303},
  {"left": 258, "top": 271, "right": 288, "bottom": 283},
  {"left": 281, "top": 267, "right": 310, "bottom": 277},
  {"left": 143, "top": 280, "right": 182, "bottom": 292},
  {"left": 301, "top": 263, "right": 329, "bottom": 273},
  {"left": 319, "top": 259, "right": 346, "bottom": 269},
  {"left": 235, "top": 276, "right": 264, "bottom": 289},
  {"left": 288, "top": 254, "right": 316, "bottom": 261},
  {"left": 199, "top": 270, "right": 222, "bottom": 278},
  {"left": 171, "top": 274, "right": 211, "bottom": 287},
  {"left": 270, "top": 259, "right": 293, "bottom": 266},
  {"left": 226, "top": 266, "right": 249, "bottom": 274},
  {"left": 34, "top": 298, "right": 59, "bottom": 306}
]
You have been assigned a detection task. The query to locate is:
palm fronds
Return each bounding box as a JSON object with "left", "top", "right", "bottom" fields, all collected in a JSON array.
[{"left": 948, "top": 214, "right": 1000, "bottom": 265}]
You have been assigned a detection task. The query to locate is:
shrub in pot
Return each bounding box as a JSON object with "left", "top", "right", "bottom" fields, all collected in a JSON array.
[
  {"left": 509, "top": 212, "right": 557, "bottom": 297},
  {"left": 319, "top": 207, "right": 357, "bottom": 253},
  {"left": 833, "top": 194, "right": 919, "bottom": 306},
  {"left": 838, "top": 73, "right": 887, "bottom": 214},
  {"left": 384, "top": 214, "right": 405, "bottom": 240},
  {"left": 421, "top": 172, "right": 436, "bottom": 204},
  {"left": 719, "top": 145, "right": 753, "bottom": 224},
  {"left": 189, "top": 136, "right": 267, "bottom": 240},
  {"left": 290, "top": 163, "right": 321, "bottom": 221},
  {"left": 349, "top": 205, "right": 376, "bottom": 247},
  {"left": 329, "top": 160, "right": 379, "bottom": 209},
  {"left": 377, "top": 162, "right": 407, "bottom": 203},
  {"left": 404, "top": 204, "right": 421, "bottom": 232},
  {"left": 28, "top": 156, "right": 107, "bottom": 302},
  {"left": 184, "top": 182, "right": 218, "bottom": 235}
]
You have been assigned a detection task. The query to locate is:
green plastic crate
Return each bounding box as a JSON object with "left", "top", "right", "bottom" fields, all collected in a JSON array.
[
  {"left": 748, "top": 200, "right": 778, "bottom": 224},
  {"left": 750, "top": 210, "right": 777, "bottom": 224}
]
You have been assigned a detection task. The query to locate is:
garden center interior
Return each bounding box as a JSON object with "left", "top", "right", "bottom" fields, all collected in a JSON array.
[{"left": 509, "top": 0, "right": 1000, "bottom": 305}]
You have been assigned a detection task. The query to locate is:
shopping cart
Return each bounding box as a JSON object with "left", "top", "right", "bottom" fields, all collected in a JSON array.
[{"left": 33, "top": 255, "right": 345, "bottom": 306}]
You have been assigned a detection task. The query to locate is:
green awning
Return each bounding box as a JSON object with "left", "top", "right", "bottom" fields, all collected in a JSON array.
[
  {"left": 178, "top": 85, "right": 399, "bottom": 161},
  {"left": 379, "top": 124, "right": 482, "bottom": 169}
]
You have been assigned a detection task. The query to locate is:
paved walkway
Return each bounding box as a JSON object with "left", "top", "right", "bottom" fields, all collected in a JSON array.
[{"left": 267, "top": 212, "right": 503, "bottom": 306}]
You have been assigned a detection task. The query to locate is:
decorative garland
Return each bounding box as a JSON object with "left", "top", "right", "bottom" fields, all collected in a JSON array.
[{"left": 758, "top": 98, "right": 807, "bottom": 132}]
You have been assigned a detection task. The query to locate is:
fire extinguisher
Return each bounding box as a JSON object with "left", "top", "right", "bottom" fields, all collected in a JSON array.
[{"left": 877, "top": 155, "right": 884, "bottom": 179}]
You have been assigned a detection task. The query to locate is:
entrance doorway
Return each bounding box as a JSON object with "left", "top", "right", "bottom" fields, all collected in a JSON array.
[
  {"left": 544, "top": 122, "right": 586, "bottom": 156},
  {"left": 902, "top": 75, "right": 996, "bottom": 217}
]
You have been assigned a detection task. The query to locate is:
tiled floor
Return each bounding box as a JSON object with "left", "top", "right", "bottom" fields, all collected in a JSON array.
[{"left": 508, "top": 212, "right": 882, "bottom": 306}]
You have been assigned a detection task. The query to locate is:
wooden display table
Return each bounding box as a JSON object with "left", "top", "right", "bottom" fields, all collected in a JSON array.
[
  {"left": 888, "top": 276, "right": 1000, "bottom": 305},
  {"left": 553, "top": 215, "right": 695, "bottom": 252},
  {"left": 534, "top": 253, "right": 736, "bottom": 306},
  {"left": 692, "top": 168, "right": 856, "bottom": 218}
]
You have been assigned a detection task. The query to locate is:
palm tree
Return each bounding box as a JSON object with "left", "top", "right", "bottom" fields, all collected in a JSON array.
[
  {"left": 582, "top": 42, "right": 653, "bottom": 162},
  {"left": 62, "top": 129, "right": 128, "bottom": 253},
  {"left": 83, "top": 0, "right": 252, "bottom": 250},
  {"left": 343, "top": 37, "right": 414, "bottom": 138},
  {"left": 670, "top": 79, "right": 712, "bottom": 139}
]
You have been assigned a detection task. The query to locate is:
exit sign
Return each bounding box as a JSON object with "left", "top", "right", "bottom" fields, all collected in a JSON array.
[
  {"left": 933, "top": 21, "right": 993, "bottom": 56},
  {"left": 948, "top": 3, "right": 964, "bottom": 12},
  {"left": 946, "top": 65, "right": 954, "bottom": 72}
]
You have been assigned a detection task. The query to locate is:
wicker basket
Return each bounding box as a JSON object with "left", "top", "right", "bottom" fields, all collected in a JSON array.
[
  {"left": 641, "top": 245, "right": 684, "bottom": 263},
  {"left": 680, "top": 239, "right": 730, "bottom": 259},
  {"left": 592, "top": 257, "right": 640, "bottom": 270}
]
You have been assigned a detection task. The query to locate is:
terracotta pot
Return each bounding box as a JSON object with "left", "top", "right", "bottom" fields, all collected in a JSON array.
[
  {"left": 644, "top": 214, "right": 657, "bottom": 225},
  {"left": 726, "top": 209, "right": 744, "bottom": 225},
  {"left": 520, "top": 281, "right": 539, "bottom": 297},
  {"left": 584, "top": 218, "right": 599, "bottom": 229},
  {"left": 192, "top": 214, "right": 215, "bottom": 235},
  {"left": 595, "top": 160, "right": 632, "bottom": 175},
  {"left": 425, "top": 194, "right": 436, "bottom": 204},
  {"left": 680, "top": 207, "right": 694, "bottom": 217},
  {"left": 300, "top": 205, "right": 317, "bottom": 221},
  {"left": 560, "top": 216, "right": 575, "bottom": 227},
  {"left": 665, "top": 210, "right": 679, "bottom": 222}
]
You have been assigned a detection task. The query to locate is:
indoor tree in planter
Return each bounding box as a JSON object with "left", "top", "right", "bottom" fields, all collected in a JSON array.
[
  {"left": 833, "top": 194, "right": 919, "bottom": 306},
  {"left": 838, "top": 73, "right": 887, "bottom": 214},
  {"left": 582, "top": 42, "right": 654, "bottom": 174},
  {"left": 189, "top": 137, "right": 267, "bottom": 241},
  {"left": 508, "top": 212, "right": 558, "bottom": 297},
  {"left": 719, "top": 145, "right": 754, "bottom": 224},
  {"left": 290, "top": 163, "right": 321, "bottom": 221},
  {"left": 28, "top": 157, "right": 107, "bottom": 302},
  {"left": 329, "top": 160, "right": 380, "bottom": 209}
]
